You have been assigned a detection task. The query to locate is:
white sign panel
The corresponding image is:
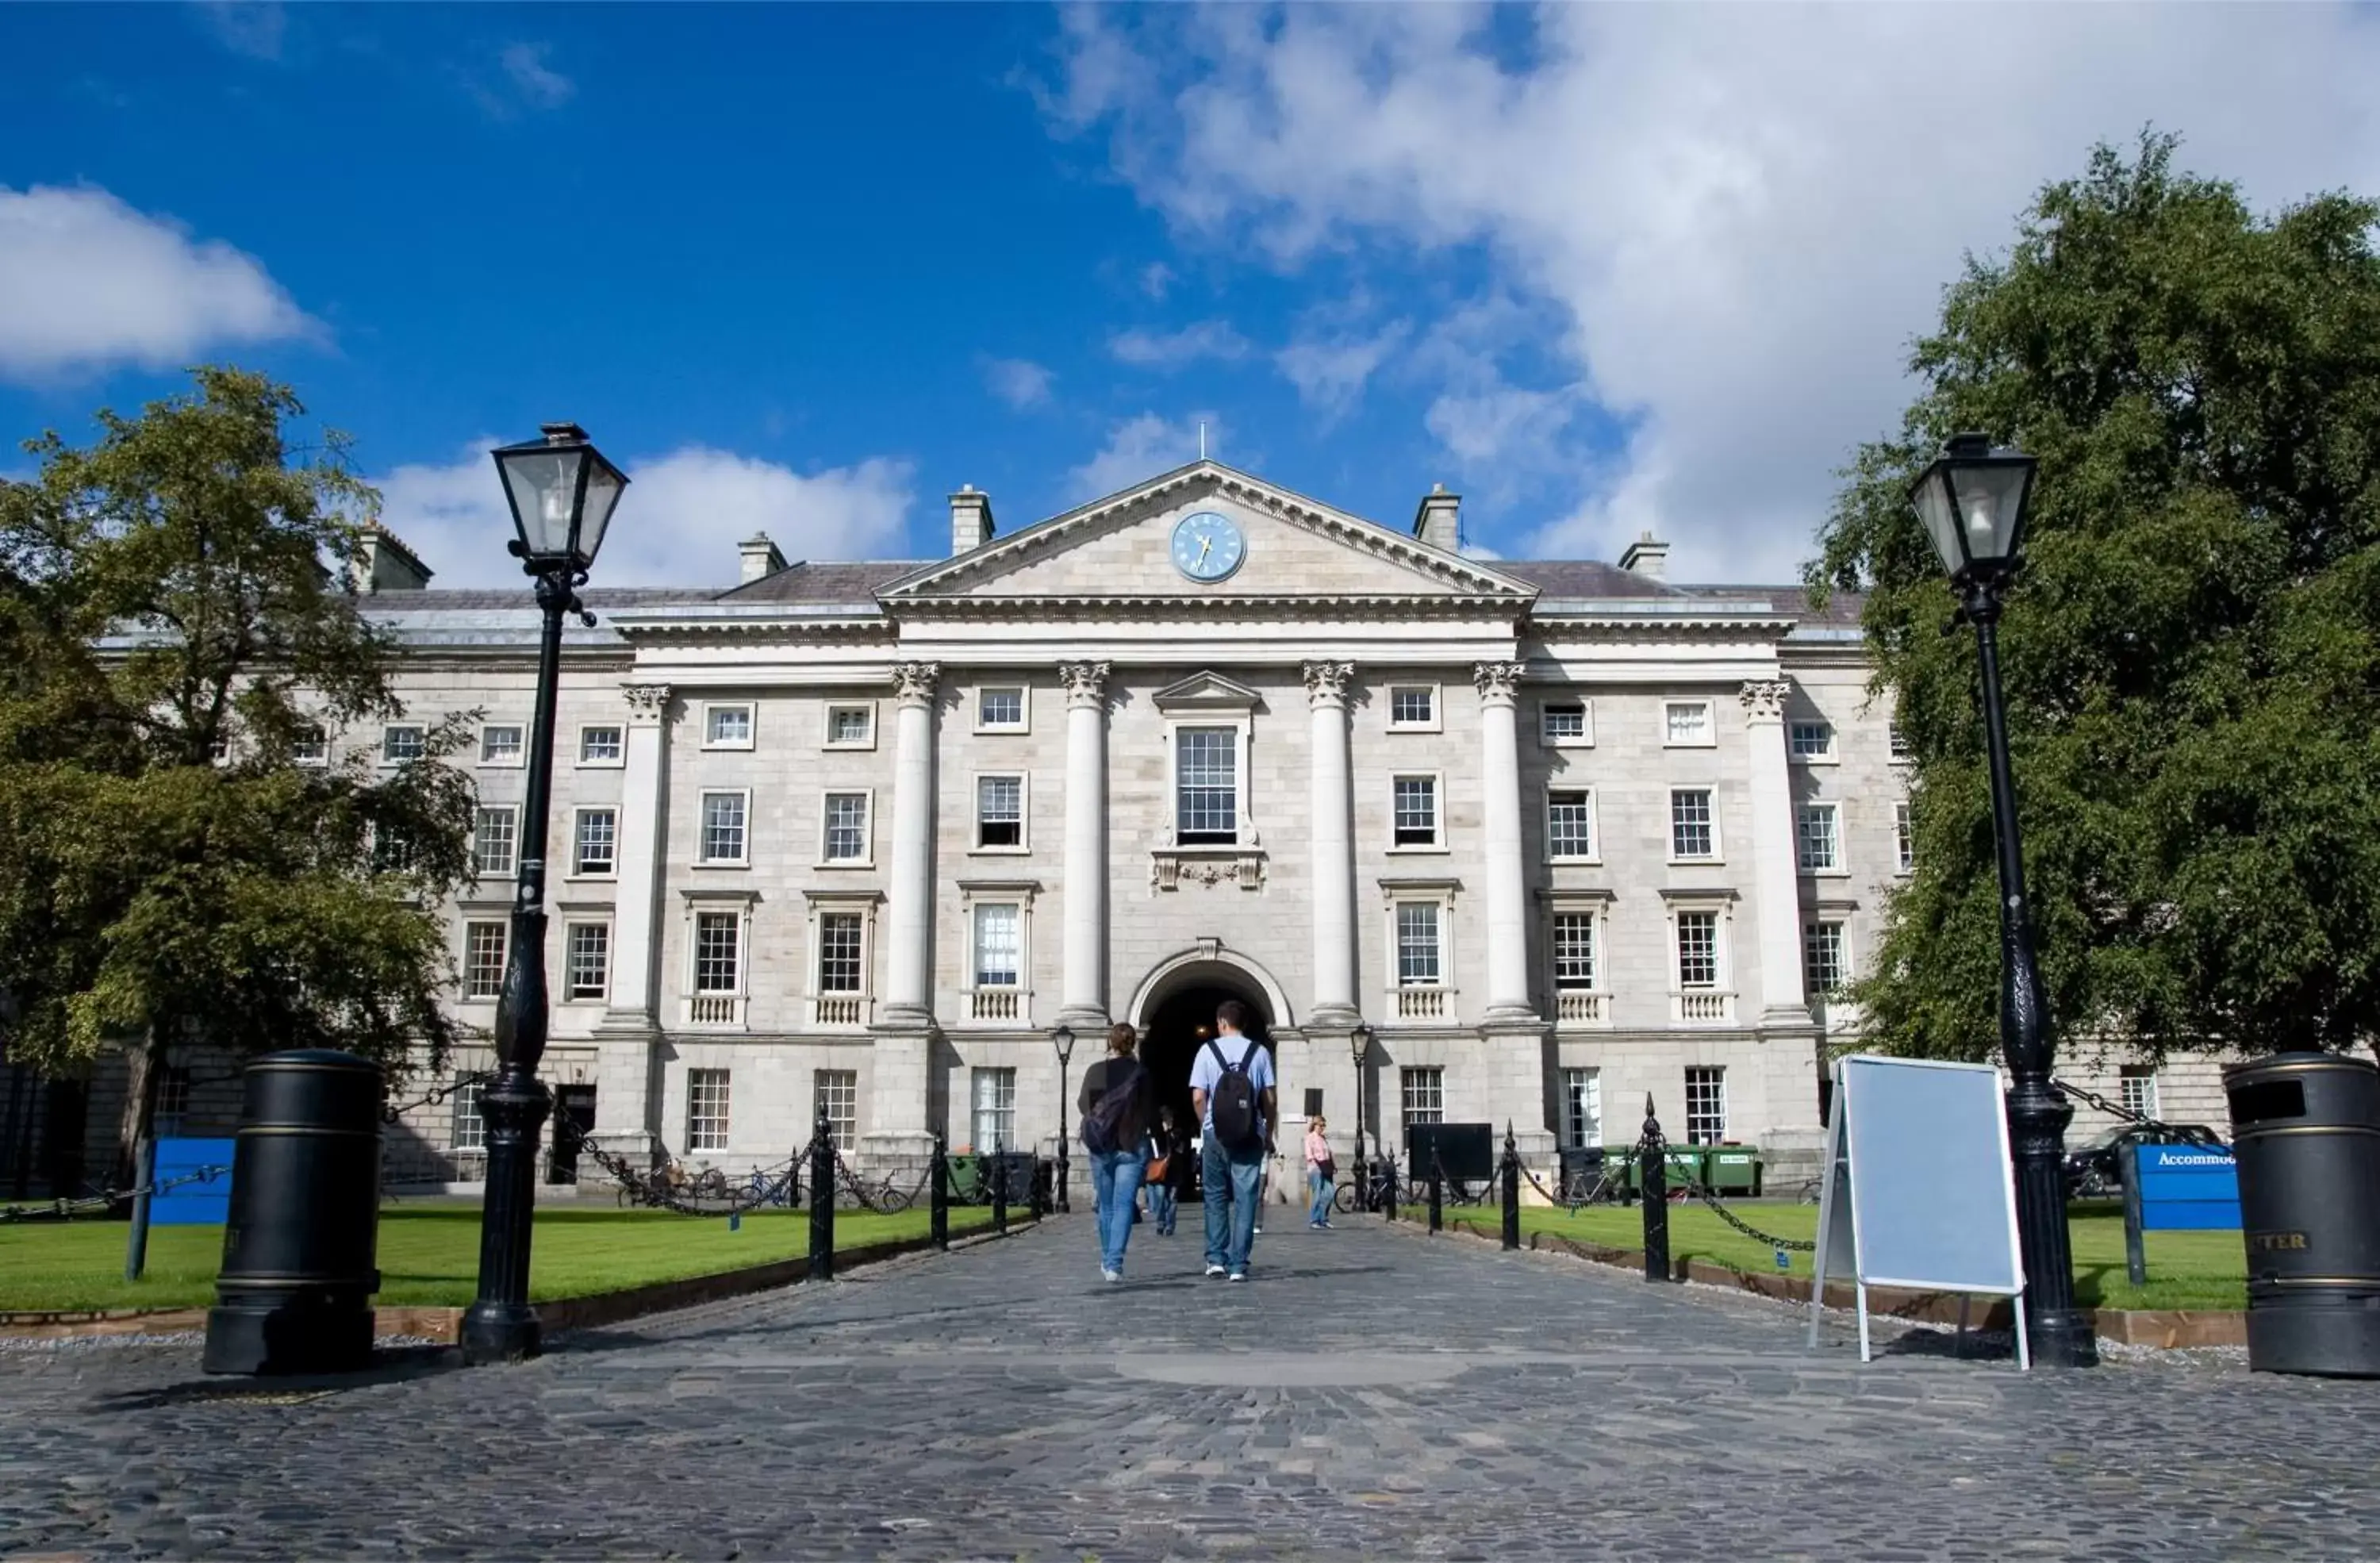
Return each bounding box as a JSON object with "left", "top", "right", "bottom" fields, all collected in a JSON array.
[{"left": 1807, "top": 1054, "right": 2030, "bottom": 1369}]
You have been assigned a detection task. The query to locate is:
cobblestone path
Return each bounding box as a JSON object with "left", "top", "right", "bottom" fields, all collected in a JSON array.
[{"left": 7, "top": 1212, "right": 2380, "bottom": 1559}]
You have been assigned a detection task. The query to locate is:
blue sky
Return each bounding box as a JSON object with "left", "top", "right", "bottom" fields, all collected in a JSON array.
[{"left": 3, "top": 4, "right": 2376, "bottom": 588}]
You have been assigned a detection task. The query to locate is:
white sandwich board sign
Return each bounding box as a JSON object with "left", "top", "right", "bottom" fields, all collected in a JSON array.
[{"left": 1806, "top": 1054, "right": 2030, "bottom": 1370}]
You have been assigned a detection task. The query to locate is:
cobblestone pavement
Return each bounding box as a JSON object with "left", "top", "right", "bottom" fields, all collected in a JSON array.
[{"left": 7, "top": 1211, "right": 2380, "bottom": 1560}]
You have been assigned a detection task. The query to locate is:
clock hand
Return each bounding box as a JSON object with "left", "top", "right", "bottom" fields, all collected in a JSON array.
[{"left": 1197, "top": 536, "right": 1212, "bottom": 565}]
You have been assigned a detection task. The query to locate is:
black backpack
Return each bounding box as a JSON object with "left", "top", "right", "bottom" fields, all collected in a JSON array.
[
  {"left": 1205, "top": 1039, "right": 1265, "bottom": 1153},
  {"left": 1081, "top": 1060, "right": 1144, "bottom": 1155}
]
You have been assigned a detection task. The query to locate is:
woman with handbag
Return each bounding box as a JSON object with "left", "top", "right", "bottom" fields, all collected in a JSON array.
[
  {"left": 1305, "top": 1114, "right": 1336, "bottom": 1231},
  {"left": 1146, "top": 1104, "right": 1188, "bottom": 1237}
]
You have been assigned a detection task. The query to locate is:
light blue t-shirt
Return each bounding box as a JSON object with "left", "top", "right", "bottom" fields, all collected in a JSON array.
[{"left": 1188, "top": 1033, "right": 1276, "bottom": 1142}]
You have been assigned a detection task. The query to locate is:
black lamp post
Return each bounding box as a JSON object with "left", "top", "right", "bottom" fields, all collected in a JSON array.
[
  {"left": 1051, "top": 1024, "right": 1075, "bottom": 1215},
  {"left": 1911, "top": 432, "right": 2095, "bottom": 1369},
  {"left": 1349, "top": 1023, "right": 1372, "bottom": 1211},
  {"left": 461, "top": 422, "right": 628, "bottom": 1366}
]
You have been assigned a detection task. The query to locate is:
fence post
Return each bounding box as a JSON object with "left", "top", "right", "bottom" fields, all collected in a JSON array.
[
  {"left": 123, "top": 1135, "right": 154, "bottom": 1283},
  {"left": 930, "top": 1131, "right": 950, "bottom": 1250},
  {"left": 1384, "top": 1153, "right": 1399, "bottom": 1222},
  {"left": 808, "top": 1098, "right": 835, "bottom": 1283},
  {"left": 2118, "top": 1140, "right": 2148, "bottom": 1288},
  {"left": 1427, "top": 1150, "right": 1444, "bottom": 1235},
  {"left": 1641, "top": 1094, "right": 1672, "bottom": 1283},
  {"left": 992, "top": 1137, "right": 1008, "bottom": 1236},
  {"left": 1500, "top": 1122, "right": 1521, "bottom": 1251}
]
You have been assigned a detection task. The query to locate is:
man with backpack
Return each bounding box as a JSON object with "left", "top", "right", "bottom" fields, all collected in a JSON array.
[
  {"left": 1189, "top": 1000, "right": 1277, "bottom": 1282},
  {"left": 1078, "top": 1022, "right": 1156, "bottom": 1282}
]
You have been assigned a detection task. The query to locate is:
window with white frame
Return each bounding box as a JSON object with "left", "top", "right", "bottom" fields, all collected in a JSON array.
[
  {"left": 1391, "top": 775, "right": 1439, "bottom": 849},
  {"left": 209, "top": 735, "right": 233, "bottom": 767},
  {"left": 1401, "top": 1066, "right": 1445, "bottom": 1142},
  {"left": 1175, "top": 727, "right": 1238, "bottom": 846},
  {"left": 565, "top": 922, "right": 610, "bottom": 1001},
  {"left": 2120, "top": 1066, "right": 2159, "bottom": 1120},
  {"left": 1547, "top": 789, "right": 1596, "bottom": 860},
  {"left": 1796, "top": 802, "right": 1841, "bottom": 873},
  {"left": 826, "top": 703, "right": 875, "bottom": 748},
  {"left": 450, "top": 1075, "right": 486, "bottom": 1152},
  {"left": 816, "top": 911, "right": 865, "bottom": 993},
  {"left": 687, "top": 1069, "right": 731, "bottom": 1152},
  {"left": 1890, "top": 722, "right": 1914, "bottom": 760},
  {"left": 1671, "top": 789, "right": 1718, "bottom": 860},
  {"left": 822, "top": 791, "right": 870, "bottom": 863},
  {"left": 293, "top": 724, "right": 328, "bottom": 766},
  {"left": 692, "top": 911, "right": 741, "bottom": 995},
  {"left": 463, "top": 920, "right": 507, "bottom": 1000},
  {"left": 704, "top": 703, "right": 754, "bottom": 749},
  {"left": 1395, "top": 901, "right": 1442, "bottom": 988},
  {"left": 1683, "top": 1066, "right": 1728, "bottom": 1146},
  {"left": 1561, "top": 1068, "right": 1602, "bottom": 1150},
  {"left": 976, "top": 775, "right": 1024, "bottom": 850},
  {"left": 1664, "top": 701, "right": 1714, "bottom": 747},
  {"left": 971, "top": 1066, "right": 1016, "bottom": 1153},
  {"left": 699, "top": 792, "right": 748, "bottom": 865},
  {"left": 473, "top": 806, "right": 518, "bottom": 878},
  {"left": 1552, "top": 912, "right": 1598, "bottom": 990},
  {"left": 153, "top": 1065, "right": 192, "bottom": 1138},
  {"left": 1803, "top": 920, "right": 1847, "bottom": 997},
  {"left": 371, "top": 824, "right": 416, "bottom": 874},
  {"left": 1789, "top": 720, "right": 1835, "bottom": 760},
  {"left": 480, "top": 724, "right": 524, "bottom": 766},
  {"left": 816, "top": 1070, "right": 858, "bottom": 1150},
  {"left": 1388, "top": 685, "right": 1438, "bottom": 731},
  {"left": 977, "top": 686, "right": 1027, "bottom": 732},
  {"left": 1540, "top": 699, "right": 1591, "bottom": 746},
  {"left": 579, "top": 724, "right": 624, "bottom": 765},
  {"left": 382, "top": 724, "right": 425, "bottom": 764},
  {"left": 973, "top": 903, "right": 1022, "bottom": 989},
  {"left": 574, "top": 808, "right": 616, "bottom": 876},
  {"left": 1894, "top": 801, "right": 1914, "bottom": 874},
  {"left": 1676, "top": 911, "right": 1721, "bottom": 989}
]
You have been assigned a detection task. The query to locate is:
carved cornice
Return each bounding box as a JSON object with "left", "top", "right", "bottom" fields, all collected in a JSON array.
[
  {"left": 621, "top": 683, "right": 674, "bottom": 724},
  {"left": 892, "top": 661, "right": 942, "bottom": 705},
  {"left": 1472, "top": 660, "right": 1526, "bottom": 704},
  {"left": 1056, "top": 660, "right": 1111, "bottom": 709},
  {"left": 1738, "top": 678, "right": 1791, "bottom": 723},
  {"left": 1301, "top": 659, "right": 1354, "bottom": 708}
]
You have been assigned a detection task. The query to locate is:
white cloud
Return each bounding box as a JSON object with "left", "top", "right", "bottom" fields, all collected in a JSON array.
[
  {"left": 374, "top": 443, "right": 915, "bottom": 589},
  {"left": 0, "top": 184, "right": 320, "bottom": 380},
  {"left": 1108, "top": 319, "right": 1250, "bottom": 369},
  {"left": 981, "top": 355, "right": 1055, "bottom": 410},
  {"left": 1276, "top": 319, "right": 1409, "bottom": 421},
  {"left": 1140, "top": 261, "right": 1176, "bottom": 299},
  {"left": 194, "top": 2, "right": 285, "bottom": 61},
  {"left": 1050, "top": 6, "right": 2380, "bottom": 580},
  {"left": 498, "top": 43, "right": 574, "bottom": 110},
  {"left": 1066, "top": 412, "right": 1223, "bottom": 501}
]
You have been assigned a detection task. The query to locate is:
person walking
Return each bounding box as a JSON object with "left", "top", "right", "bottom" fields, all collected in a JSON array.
[
  {"left": 1305, "top": 1113, "right": 1335, "bottom": 1230},
  {"left": 1148, "top": 1103, "right": 1189, "bottom": 1237},
  {"left": 1190, "top": 1000, "right": 1276, "bottom": 1282},
  {"left": 1079, "top": 1022, "right": 1155, "bottom": 1283}
]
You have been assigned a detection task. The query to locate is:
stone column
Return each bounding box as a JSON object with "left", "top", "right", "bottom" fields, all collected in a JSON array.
[
  {"left": 1303, "top": 660, "right": 1360, "bottom": 1026},
  {"left": 881, "top": 662, "right": 942, "bottom": 1026},
  {"left": 595, "top": 682, "right": 671, "bottom": 1160},
  {"left": 1741, "top": 679, "right": 1810, "bottom": 1022},
  {"left": 1473, "top": 662, "right": 1535, "bottom": 1022},
  {"left": 1057, "top": 661, "right": 1111, "bottom": 1027}
]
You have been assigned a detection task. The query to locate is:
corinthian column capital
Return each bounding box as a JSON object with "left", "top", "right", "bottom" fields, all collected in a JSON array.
[
  {"left": 1302, "top": 660, "right": 1355, "bottom": 708},
  {"left": 1472, "top": 660, "right": 1526, "bottom": 705},
  {"left": 1738, "top": 678, "right": 1791, "bottom": 724},
  {"left": 892, "top": 661, "right": 942, "bottom": 707},
  {"left": 1057, "top": 660, "right": 1111, "bottom": 709},
  {"left": 621, "top": 683, "right": 674, "bottom": 726}
]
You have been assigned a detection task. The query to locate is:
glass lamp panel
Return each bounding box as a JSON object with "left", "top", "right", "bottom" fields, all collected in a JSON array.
[
  {"left": 497, "top": 447, "right": 588, "bottom": 559},
  {"left": 574, "top": 457, "right": 627, "bottom": 566},
  {"left": 1948, "top": 459, "right": 2033, "bottom": 564},
  {"left": 1911, "top": 466, "right": 1968, "bottom": 576}
]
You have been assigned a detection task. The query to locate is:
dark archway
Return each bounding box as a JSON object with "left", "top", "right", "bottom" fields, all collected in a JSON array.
[{"left": 1141, "top": 981, "right": 1271, "bottom": 1140}]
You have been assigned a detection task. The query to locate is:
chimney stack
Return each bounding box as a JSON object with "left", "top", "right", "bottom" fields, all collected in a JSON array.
[
  {"left": 353, "top": 525, "right": 433, "bottom": 593},
  {"left": 1412, "top": 483, "right": 1461, "bottom": 553},
  {"left": 1618, "top": 531, "right": 1670, "bottom": 582},
  {"left": 738, "top": 532, "right": 788, "bottom": 584},
  {"left": 950, "top": 485, "right": 996, "bottom": 555}
]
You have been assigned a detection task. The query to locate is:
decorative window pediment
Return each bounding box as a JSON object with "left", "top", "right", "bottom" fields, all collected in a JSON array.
[{"left": 1151, "top": 670, "right": 1265, "bottom": 716}]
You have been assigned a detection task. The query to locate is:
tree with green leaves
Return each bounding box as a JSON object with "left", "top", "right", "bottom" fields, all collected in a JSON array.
[
  {"left": 0, "top": 367, "right": 479, "bottom": 1183},
  {"left": 1812, "top": 132, "right": 2380, "bottom": 1069}
]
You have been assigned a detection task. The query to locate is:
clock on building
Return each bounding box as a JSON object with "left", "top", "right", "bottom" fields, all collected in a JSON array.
[{"left": 1170, "top": 510, "right": 1246, "bottom": 583}]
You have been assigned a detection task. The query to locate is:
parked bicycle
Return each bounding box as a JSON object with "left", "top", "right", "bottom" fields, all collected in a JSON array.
[{"left": 747, "top": 1166, "right": 800, "bottom": 1208}]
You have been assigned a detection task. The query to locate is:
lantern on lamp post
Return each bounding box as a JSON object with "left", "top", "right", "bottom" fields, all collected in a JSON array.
[
  {"left": 1349, "top": 1023, "right": 1374, "bottom": 1212},
  {"left": 1051, "top": 1024, "right": 1076, "bottom": 1215}
]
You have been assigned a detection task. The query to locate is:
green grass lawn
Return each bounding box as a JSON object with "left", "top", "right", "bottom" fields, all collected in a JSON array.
[
  {"left": 1440, "top": 1201, "right": 2248, "bottom": 1311},
  {"left": 0, "top": 1204, "right": 996, "bottom": 1314}
]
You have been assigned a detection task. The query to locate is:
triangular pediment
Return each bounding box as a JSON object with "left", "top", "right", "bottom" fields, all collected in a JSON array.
[
  {"left": 878, "top": 462, "right": 1537, "bottom": 607},
  {"left": 1150, "top": 670, "right": 1264, "bottom": 714}
]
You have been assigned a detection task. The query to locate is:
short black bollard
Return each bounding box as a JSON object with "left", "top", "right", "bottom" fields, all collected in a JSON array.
[
  {"left": 992, "top": 1139, "right": 1009, "bottom": 1236},
  {"left": 930, "top": 1133, "right": 950, "bottom": 1250},
  {"left": 1427, "top": 1151, "right": 1444, "bottom": 1235},
  {"left": 1384, "top": 1154, "right": 1399, "bottom": 1222},
  {"left": 1500, "top": 1122, "right": 1521, "bottom": 1251},
  {"left": 808, "top": 1098, "right": 835, "bottom": 1283},
  {"left": 1641, "top": 1094, "right": 1672, "bottom": 1284}
]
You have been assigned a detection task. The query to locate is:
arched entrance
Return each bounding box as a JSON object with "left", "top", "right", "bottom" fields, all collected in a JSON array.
[{"left": 1127, "top": 947, "right": 1286, "bottom": 1139}]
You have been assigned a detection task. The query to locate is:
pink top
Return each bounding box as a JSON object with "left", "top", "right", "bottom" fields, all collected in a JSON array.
[{"left": 1304, "top": 1126, "right": 1330, "bottom": 1169}]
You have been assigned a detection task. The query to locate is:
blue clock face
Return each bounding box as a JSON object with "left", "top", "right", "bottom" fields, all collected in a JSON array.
[{"left": 1170, "top": 510, "right": 1246, "bottom": 582}]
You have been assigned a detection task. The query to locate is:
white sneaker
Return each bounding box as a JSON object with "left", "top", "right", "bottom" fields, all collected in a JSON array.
[
  {"left": 1102, "top": 1269, "right": 1122, "bottom": 1283},
  {"left": 1253, "top": 1224, "right": 1264, "bottom": 1235},
  {"left": 1227, "top": 1271, "right": 1248, "bottom": 1283},
  {"left": 1204, "top": 1263, "right": 1227, "bottom": 1277}
]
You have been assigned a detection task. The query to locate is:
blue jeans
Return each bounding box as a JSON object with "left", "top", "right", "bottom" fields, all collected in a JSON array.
[
  {"left": 1308, "top": 1168, "right": 1333, "bottom": 1226},
  {"left": 1149, "top": 1181, "right": 1177, "bottom": 1235},
  {"left": 1202, "top": 1139, "right": 1265, "bottom": 1273},
  {"left": 1090, "top": 1149, "right": 1145, "bottom": 1274}
]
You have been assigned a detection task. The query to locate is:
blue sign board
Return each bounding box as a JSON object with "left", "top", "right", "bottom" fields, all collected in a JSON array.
[
  {"left": 2134, "top": 1142, "right": 2240, "bottom": 1231},
  {"left": 151, "top": 1138, "right": 236, "bottom": 1226}
]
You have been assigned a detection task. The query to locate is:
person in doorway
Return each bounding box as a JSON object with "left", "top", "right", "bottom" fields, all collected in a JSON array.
[
  {"left": 1190, "top": 999, "right": 1276, "bottom": 1282},
  {"left": 1148, "top": 1103, "right": 1189, "bottom": 1237},
  {"left": 1079, "top": 1022, "right": 1155, "bottom": 1283},
  {"left": 1305, "top": 1113, "right": 1335, "bottom": 1230}
]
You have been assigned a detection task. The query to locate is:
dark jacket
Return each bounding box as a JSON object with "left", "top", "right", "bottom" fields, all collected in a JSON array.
[
  {"left": 1154, "top": 1116, "right": 1193, "bottom": 1189},
  {"left": 1078, "top": 1055, "right": 1155, "bottom": 1150}
]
